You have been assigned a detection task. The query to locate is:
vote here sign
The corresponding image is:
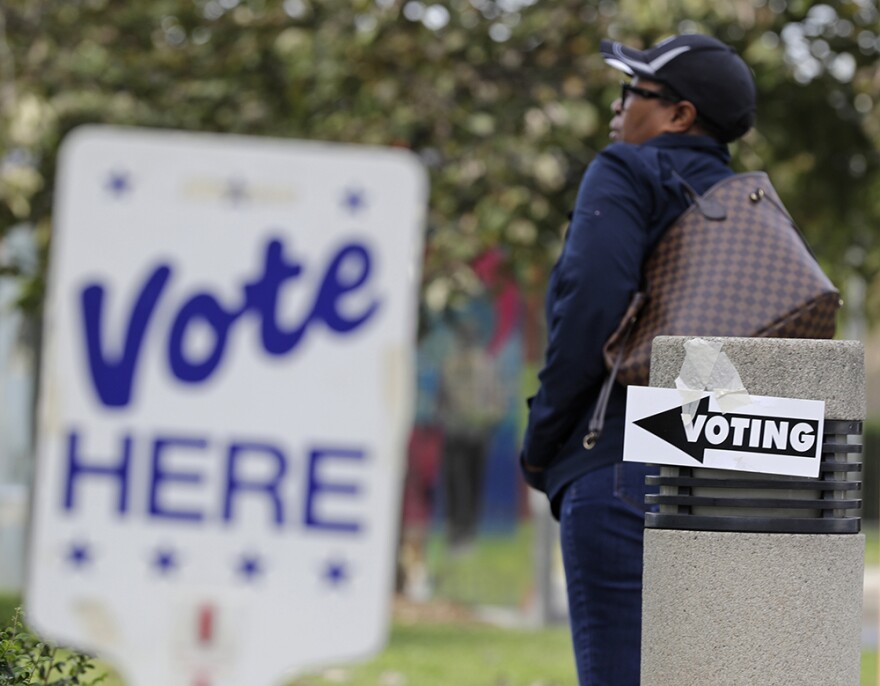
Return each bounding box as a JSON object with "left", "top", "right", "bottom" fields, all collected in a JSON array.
[{"left": 26, "top": 126, "right": 427, "bottom": 686}]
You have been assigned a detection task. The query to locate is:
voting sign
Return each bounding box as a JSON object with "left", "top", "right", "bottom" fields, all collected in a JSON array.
[
  {"left": 26, "top": 126, "right": 427, "bottom": 686},
  {"left": 624, "top": 387, "right": 825, "bottom": 478}
]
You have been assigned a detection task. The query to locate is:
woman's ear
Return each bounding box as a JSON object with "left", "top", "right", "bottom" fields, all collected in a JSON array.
[{"left": 669, "top": 100, "right": 699, "bottom": 133}]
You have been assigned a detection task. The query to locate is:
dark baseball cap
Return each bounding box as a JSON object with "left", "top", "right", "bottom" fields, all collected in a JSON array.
[{"left": 600, "top": 34, "right": 756, "bottom": 143}]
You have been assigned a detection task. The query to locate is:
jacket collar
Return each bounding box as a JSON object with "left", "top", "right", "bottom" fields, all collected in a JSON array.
[{"left": 644, "top": 132, "right": 731, "bottom": 162}]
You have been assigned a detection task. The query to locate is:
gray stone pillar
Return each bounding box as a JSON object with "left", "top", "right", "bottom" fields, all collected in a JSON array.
[{"left": 641, "top": 336, "right": 865, "bottom": 686}]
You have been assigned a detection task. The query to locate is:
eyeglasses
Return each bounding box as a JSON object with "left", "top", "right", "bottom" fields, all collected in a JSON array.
[{"left": 620, "top": 82, "right": 681, "bottom": 108}]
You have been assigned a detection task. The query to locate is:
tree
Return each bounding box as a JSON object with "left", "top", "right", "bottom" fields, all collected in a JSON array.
[{"left": 1, "top": 0, "right": 878, "bottom": 322}]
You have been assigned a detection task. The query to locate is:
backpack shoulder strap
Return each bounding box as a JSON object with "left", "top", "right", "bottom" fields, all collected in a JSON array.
[
  {"left": 672, "top": 170, "right": 727, "bottom": 220},
  {"left": 672, "top": 171, "right": 779, "bottom": 221}
]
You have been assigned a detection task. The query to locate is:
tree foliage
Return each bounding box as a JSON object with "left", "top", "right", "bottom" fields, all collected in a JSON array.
[{"left": 0, "top": 0, "right": 878, "bottom": 319}]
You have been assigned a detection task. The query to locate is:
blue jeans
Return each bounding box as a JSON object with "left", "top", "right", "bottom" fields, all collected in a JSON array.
[{"left": 559, "top": 462, "right": 659, "bottom": 686}]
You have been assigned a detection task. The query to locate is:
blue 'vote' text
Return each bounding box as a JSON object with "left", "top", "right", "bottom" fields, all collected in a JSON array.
[{"left": 81, "top": 237, "right": 380, "bottom": 408}]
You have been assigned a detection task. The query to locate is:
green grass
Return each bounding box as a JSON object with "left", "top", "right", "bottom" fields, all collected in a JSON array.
[
  {"left": 864, "top": 524, "right": 878, "bottom": 686},
  {"left": 865, "top": 525, "right": 878, "bottom": 566},
  {"left": 290, "top": 623, "right": 575, "bottom": 686},
  {"left": 426, "top": 525, "right": 534, "bottom": 607},
  {"left": 863, "top": 650, "right": 877, "bottom": 686},
  {"left": 288, "top": 623, "right": 876, "bottom": 686}
]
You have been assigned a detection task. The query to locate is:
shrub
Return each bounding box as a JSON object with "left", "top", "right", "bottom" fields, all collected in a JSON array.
[{"left": 0, "top": 609, "right": 105, "bottom": 686}]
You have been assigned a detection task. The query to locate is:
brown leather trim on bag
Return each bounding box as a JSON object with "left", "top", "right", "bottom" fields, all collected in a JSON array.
[{"left": 584, "top": 292, "right": 645, "bottom": 448}]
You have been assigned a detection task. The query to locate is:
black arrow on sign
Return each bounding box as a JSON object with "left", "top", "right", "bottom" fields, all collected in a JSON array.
[{"left": 634, "top": 396, "right": 711, "bottom": 463}]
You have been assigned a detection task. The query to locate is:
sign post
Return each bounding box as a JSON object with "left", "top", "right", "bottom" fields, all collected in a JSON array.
[
  {"left": 635, "top": 336, "right": 864, "bottom": 686},
  {"left": 26, "top": 126, "right": 427, "bottom": 686}
]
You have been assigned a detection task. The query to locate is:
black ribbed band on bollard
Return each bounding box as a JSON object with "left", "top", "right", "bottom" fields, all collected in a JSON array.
[{"left": 644, "top": 420, "right": 863, "bottom": 534}]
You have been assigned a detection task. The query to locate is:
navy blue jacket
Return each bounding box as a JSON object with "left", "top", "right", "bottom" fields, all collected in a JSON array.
[{"left": 520, "top": 133, "right": 733, "bottom": 516}]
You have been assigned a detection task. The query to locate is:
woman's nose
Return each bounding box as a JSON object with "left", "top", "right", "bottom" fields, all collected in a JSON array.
[{"left": 611, "top": 97, "right": 623, "bottom": 114}]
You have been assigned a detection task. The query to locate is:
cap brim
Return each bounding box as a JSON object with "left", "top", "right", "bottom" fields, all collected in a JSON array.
[
  {"left": 600, "top": 39, "right": 693, "bottom": 80},
  {"left": 600, "top": 40, "right": 648, "bottom": 78}
]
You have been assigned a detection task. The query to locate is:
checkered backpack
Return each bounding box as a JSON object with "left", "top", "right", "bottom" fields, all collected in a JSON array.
[{"left": 584, "top": 171, "right": 840, "bottom": 449}]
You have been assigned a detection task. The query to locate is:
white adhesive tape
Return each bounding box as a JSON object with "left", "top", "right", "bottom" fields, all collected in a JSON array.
[{"left": 675, "top": 338, "right": 750, "bottom": 415}]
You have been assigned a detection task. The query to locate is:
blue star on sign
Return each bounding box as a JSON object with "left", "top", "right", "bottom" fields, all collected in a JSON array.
[
  {"left": 67, "top": 542, "right": 91, "bottom": 568},
  {"left": 341, "top": 187, "right": 367, "bottom": 214},
  {"left": 105, "top": 171, "right": 132, "bottom": 197},
  {"left": 153, "top": 548, "right": 178, "bottom": 574},
  {"left": 324, "top": 560, "right": 349, "bottom": 586},
  {"left": 238, "top": 554, "right": 263, "bottom": 581}
]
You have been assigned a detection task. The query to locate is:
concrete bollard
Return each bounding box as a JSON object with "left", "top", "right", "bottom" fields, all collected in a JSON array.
[{"left": 640, "top": 336, "right": 865, "bottom": 686}]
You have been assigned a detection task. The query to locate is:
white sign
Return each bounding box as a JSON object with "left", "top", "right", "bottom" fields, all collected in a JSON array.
[
  {"left": 26, "top": 126, "right": 427, "bottom": 686},
  {"left": 624, "top": 387, "right": 825, "bottom": 478}
]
